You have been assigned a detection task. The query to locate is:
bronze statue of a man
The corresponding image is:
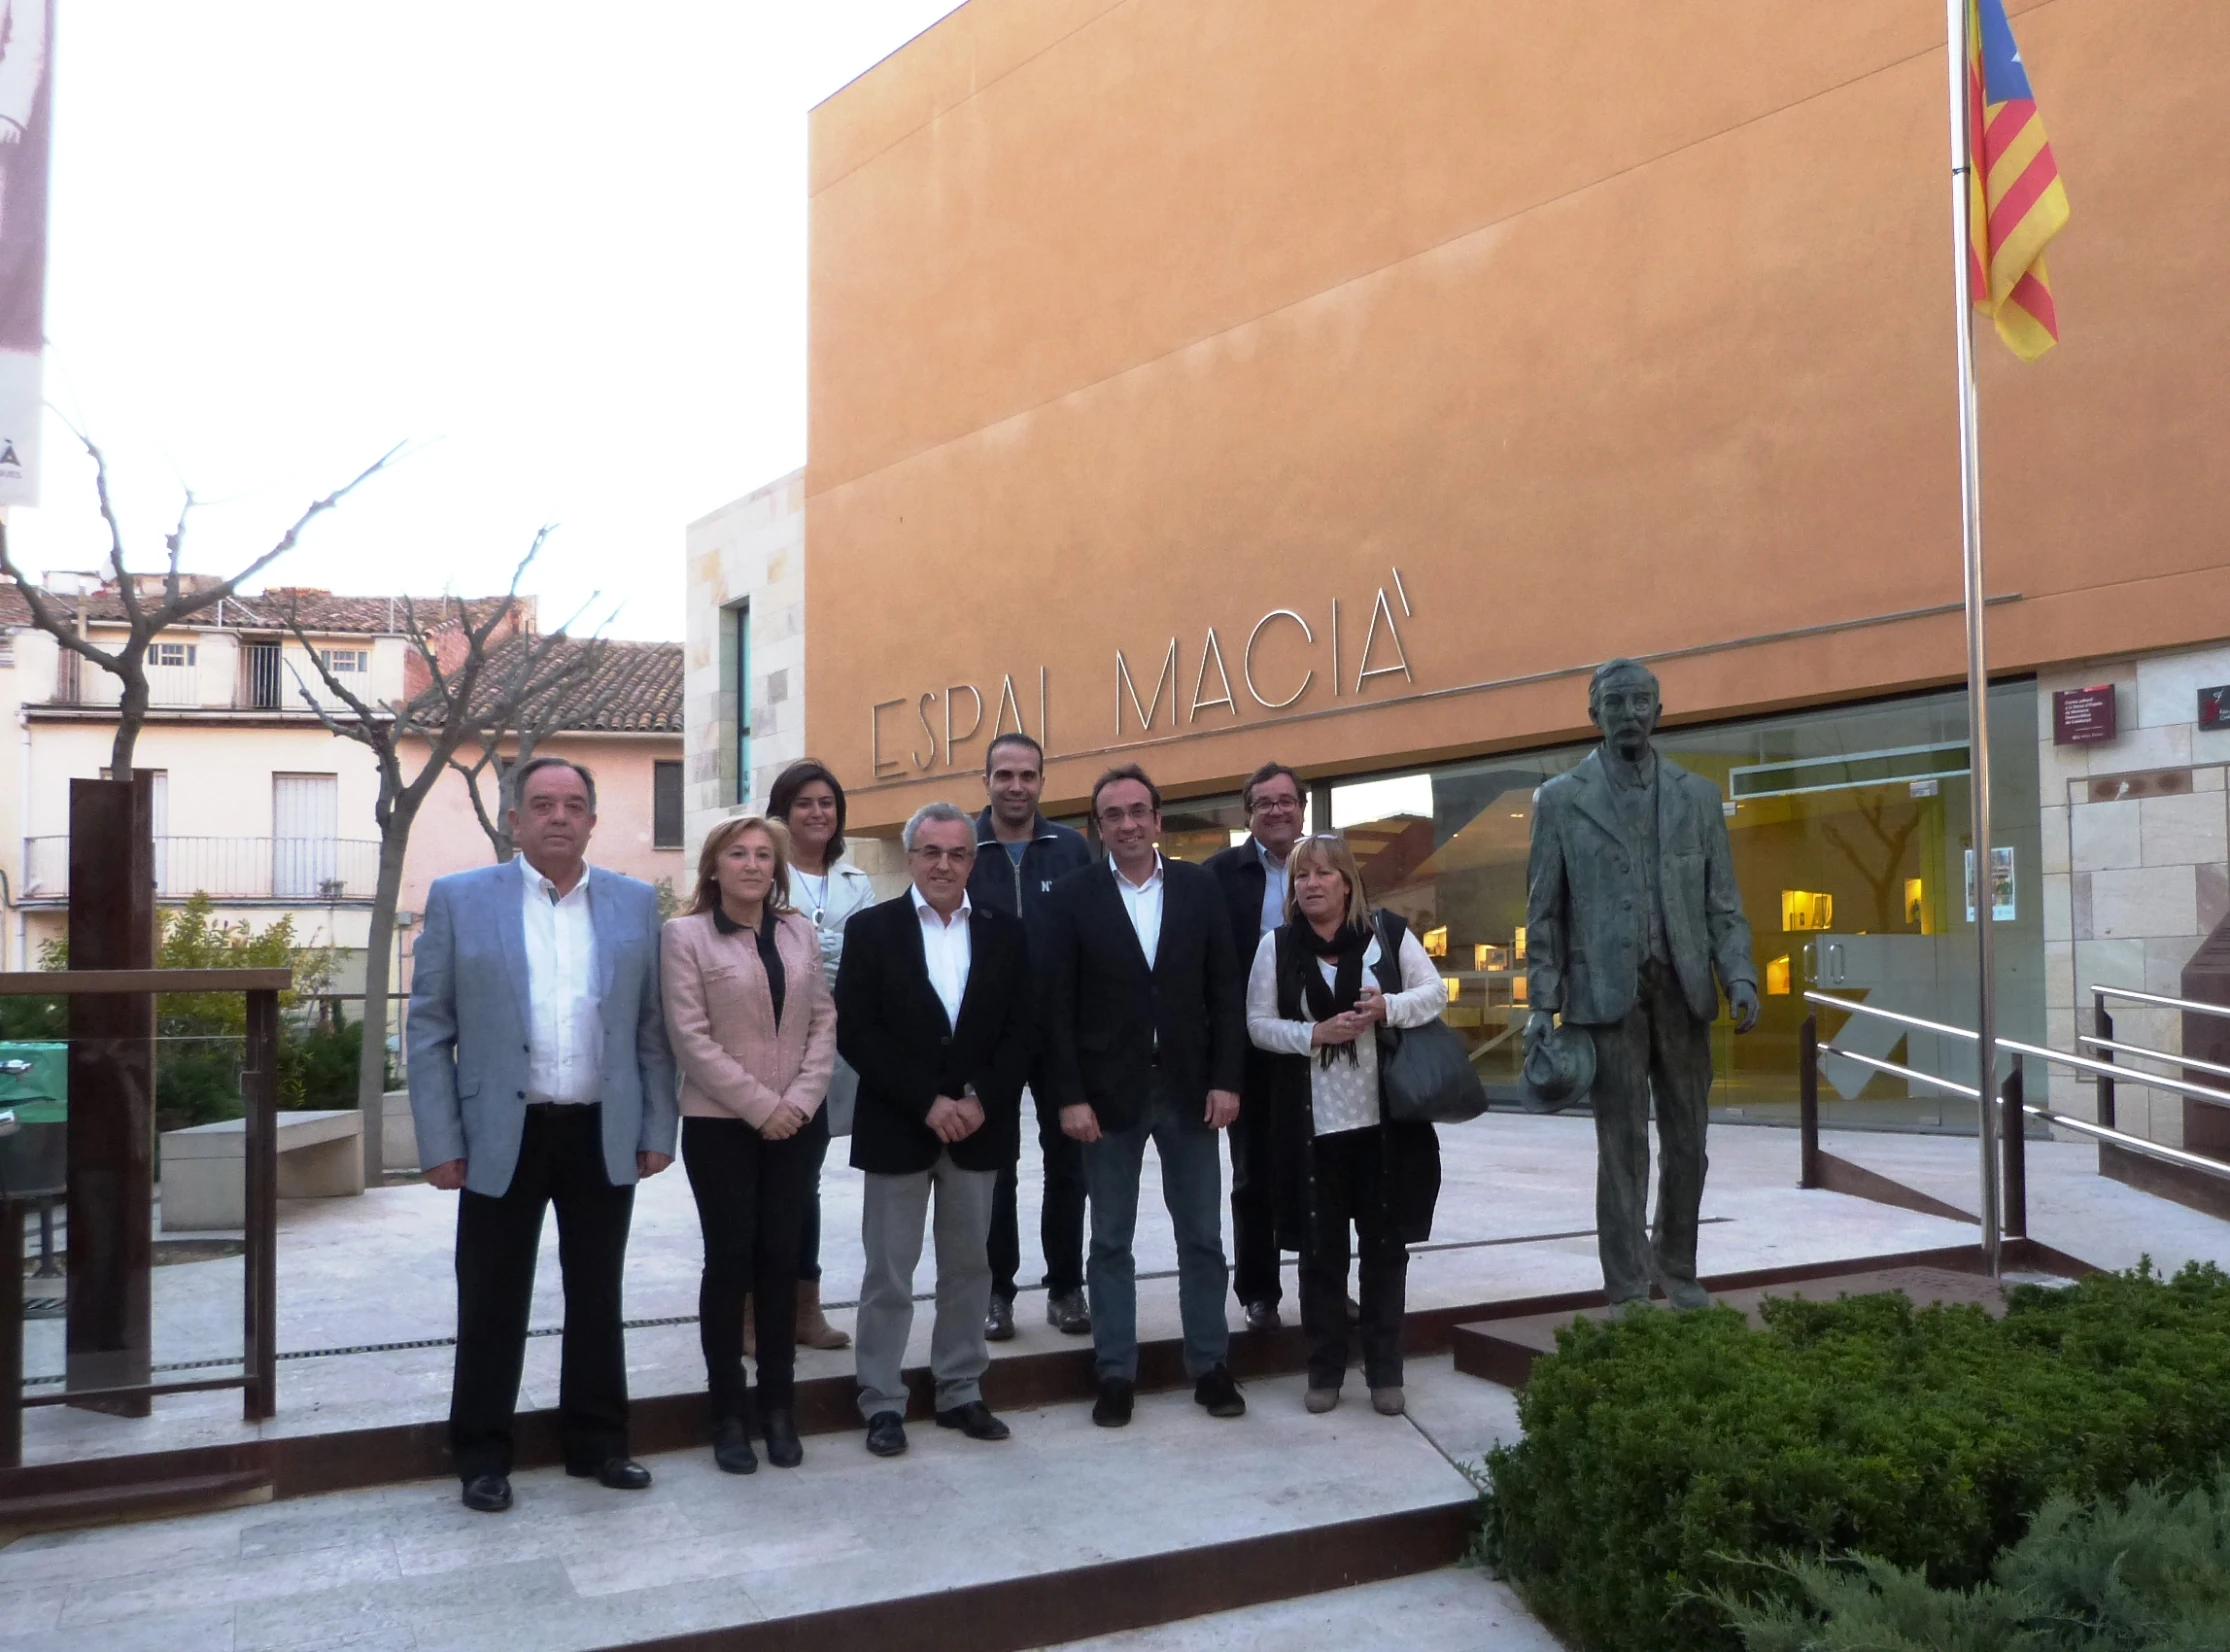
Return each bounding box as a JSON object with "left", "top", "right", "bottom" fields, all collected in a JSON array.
[{"left": 1523, "top": 659, "right": 1757, "bottom": 1309}]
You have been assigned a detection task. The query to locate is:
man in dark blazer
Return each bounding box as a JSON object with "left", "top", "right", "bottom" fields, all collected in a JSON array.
[
  {"left": 1045, "top": 764, "right": 1248, "bottom": 1427},
  {"left": 1524, "top": 659, "right": 1758, "bottom": 1311},
  {"left": 836, "top": 801, "right": 1033, "bottom": 1458},
  {"left": 1201, "top": 759, "right": 1306, "bottom": 1331}
]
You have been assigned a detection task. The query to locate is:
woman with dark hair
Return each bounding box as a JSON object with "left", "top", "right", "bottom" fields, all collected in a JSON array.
[
  {"left": 662, "top": 814, "right": 836, "bottom": 1472},
  {"left": 765, "top": 759, "right": 879, "bottom": 1351},
  {"left": 1243, "top": 833, "right": 1446, "bottom": 1417}
]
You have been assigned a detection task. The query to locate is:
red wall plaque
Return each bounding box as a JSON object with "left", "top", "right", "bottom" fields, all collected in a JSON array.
[{"left": 2054, "top": 685, "right": 2118, "bottom": 745}]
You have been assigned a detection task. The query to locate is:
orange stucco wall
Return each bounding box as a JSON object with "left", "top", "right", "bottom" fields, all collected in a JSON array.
[{"left": 807, "top": 0, "right": 2230, "bottom": 829}]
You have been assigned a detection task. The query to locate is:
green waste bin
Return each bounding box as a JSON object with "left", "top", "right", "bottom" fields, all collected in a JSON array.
[{"left": 0, "top": 1040, "right": 66, "bottom": 1198}]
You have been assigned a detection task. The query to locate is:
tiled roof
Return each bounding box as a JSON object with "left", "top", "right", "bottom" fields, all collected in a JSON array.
[
  {"left": 445, "top": 636, "right": 682, "bottom": 734},
  {"left": 0, "top": 582, "right": 524, "bottom": 636}
]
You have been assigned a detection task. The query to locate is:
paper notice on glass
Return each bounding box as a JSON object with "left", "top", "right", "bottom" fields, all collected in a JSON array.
[{"left": 1964, "top": 846, "right": 2016, "bottom": 922}]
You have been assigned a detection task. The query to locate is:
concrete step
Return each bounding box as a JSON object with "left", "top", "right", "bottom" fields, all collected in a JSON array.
[
  {"left": 0, "top": 1368, "right": 1495, "bottom": 1652},
  {"left": 1033, "top": 1565, "right": 1559, "bottom": 1651}
]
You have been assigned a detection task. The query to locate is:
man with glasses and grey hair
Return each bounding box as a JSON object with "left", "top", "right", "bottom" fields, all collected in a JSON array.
[{"left": 834, "top": 801, "right": 1033, "bottom": 1458}]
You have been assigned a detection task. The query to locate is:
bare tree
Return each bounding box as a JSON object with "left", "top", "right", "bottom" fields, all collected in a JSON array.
[
  {"left": 446, "top": 636, "right": 668, "bottom": 862},
  {"left": 1821, "top": 796, "right": 1927, "bottom": 930},
  {"left": 0, "top": 432, "right": 398, "bottom": 773},
  {"left": 280, "top": 532, "right": 605, "bottom": 1177}
]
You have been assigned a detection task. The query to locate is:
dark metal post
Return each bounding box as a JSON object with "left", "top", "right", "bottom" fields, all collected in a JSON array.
[
  {"left": 1798, "top": 1013, "right": 1820, "bottom": 1188},
  {"left": 2, "top": 1197, "right": 21, "bottom": 1468},
  {"left": 2000, "top": 1064, "right": 2027, "bottom": 1239},
  {"left": 65, "top": 774, "right": 157, "bottom": 1416},
  {"left": 242, "top": 988, "right": 280, "bottom": 1421},
  {"left": 2094, "top": 993, "right": 2116, "bottom": 1133}
]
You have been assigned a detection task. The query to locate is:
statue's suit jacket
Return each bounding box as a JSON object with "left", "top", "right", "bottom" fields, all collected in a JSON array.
[
  {"left": 1524, "top": 749, "right": 1756, "bottom": 1029},
  {"left": 407, "top": 861, "right": 679, "bottom": 1198}
]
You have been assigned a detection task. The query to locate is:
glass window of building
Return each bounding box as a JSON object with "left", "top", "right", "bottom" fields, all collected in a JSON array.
[{"left": 1324, "top": 681, "right": 2041, "bottom": 1130}]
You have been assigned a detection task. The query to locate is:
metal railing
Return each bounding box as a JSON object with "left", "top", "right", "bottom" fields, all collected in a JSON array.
[
  {"left": 2, "top": 967, "right": 287, "bottom": 1468},
  {"left": 1802, "top": 984, "right": 2230, "bottom": 1275},
  {"left": 21, "top": 836, "right": 383, "bottom": 903}
]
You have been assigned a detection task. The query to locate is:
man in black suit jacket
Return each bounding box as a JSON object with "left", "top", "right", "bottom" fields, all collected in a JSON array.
[
  {"left": 1044, "top": 765, "right": 1248, "bottom": 1427},
  {"left": 836, "top": 802, "right": 1032, "bottom": 1458},
  {"left": 1201, "top": 760, "right": 1307, "bottom": 1331}
]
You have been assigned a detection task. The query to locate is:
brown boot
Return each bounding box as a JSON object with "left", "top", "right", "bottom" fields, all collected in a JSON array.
[
  {"left": 742, "top": 1294, "right": 755, "bottom": 1359},
  {"left": 796, "top": 1280, "right": 851, "bottom": 1351}
]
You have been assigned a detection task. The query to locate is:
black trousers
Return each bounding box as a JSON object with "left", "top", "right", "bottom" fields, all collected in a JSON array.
[
  {"left": 1588, "top": 957, "right": 1714, "bottom": 1305},
  {"left": 450, "top": 1104, "right": 634, "bottom": 1481},
  {"left": 989, "top": 1091, "right": 1087, "bottom": 1302},
  {"left": 1298, "top": 1125, "right": 1408, "bottom": 1391},
  {"left": 797, "top": 1106, "right": 832, "bottom": 1284},
  {"left": 1227, "top": 1083, "right": 1281, "bottom": 1309},
  {"left": 682, "top": 1111, "right": 818, "bottom": 1415}
]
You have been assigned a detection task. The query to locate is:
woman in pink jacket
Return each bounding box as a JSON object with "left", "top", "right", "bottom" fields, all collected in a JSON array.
[{"left": 662, "top": 815, "right": 837, "bottom": 1475}]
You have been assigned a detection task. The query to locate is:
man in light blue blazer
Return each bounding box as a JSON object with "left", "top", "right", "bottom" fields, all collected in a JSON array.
[{"left": 409, "top": 756, "right": 678, "bottom": 1514}]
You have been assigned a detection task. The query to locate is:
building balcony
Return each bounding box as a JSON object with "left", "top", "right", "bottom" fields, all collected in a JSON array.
[{"left": 19, "top": 836, "right": 384, "bottom": 904}]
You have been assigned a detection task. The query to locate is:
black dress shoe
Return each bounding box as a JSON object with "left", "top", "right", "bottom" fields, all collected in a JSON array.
[
  {"left": 1046, "top": 1290, "right": 1092, "bottom": 1335},
  {"left": 461, "top": 1473, "right": 512, "bottom": 1513},
  {"left": 762, "top": 1407, "right": 803, "bottom": 1468},
  {"left": 568, "top": 1456, "right": 653, "bottom": 1490},
  {"left": 935, "top": 1400, "right": 1012, "bottom": 1441},
  {"left": 984, "top": 1295, "right": 1016, "bottom": 1342},
  {"left": 1243, "top": 1300, "right": 1282, "bottom": 1333},
  {"left": 1194, "top": 1363, "right": 1246, "bottom": 1418},
  {"left": 1092, "top": 1376, "right": 1134, "bottom": 1428},
  {"left": 865, "top": 1412, "right": 908, "bottom": 1457},
  {"left": 711, "top": 1416, "right": 758, "bottom": 1475}
]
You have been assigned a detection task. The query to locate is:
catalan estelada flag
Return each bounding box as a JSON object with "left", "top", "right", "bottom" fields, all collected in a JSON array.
[{"left": 1968, "top": 0, "right": 2070, "bottom": 359}]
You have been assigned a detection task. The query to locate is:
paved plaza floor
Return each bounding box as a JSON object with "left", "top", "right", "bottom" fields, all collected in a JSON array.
[
  {"left": 18, "top": 1113, "right": 2230, "bottom": 1466},
  {"left": 7, "top": 1114, "right": 2229, "bottom": 1649}
]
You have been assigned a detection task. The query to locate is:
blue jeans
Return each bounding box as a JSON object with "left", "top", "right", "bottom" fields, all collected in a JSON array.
[{"left": 1081, "top": 1074, "right": 1231, "bottom": 1382}]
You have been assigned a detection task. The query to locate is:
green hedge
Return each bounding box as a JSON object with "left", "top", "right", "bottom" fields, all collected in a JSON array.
[
  {"left": 1718, "top": 1473, "right": 2230, "bottom": 1649},
  {"left": 1477, "top": 1263, "right": 2230, "bottom": 1652}
]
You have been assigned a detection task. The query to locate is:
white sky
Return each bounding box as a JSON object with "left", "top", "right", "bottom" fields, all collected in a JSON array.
[{"left": 6, "top": 0, "right": 967, "bottom": 642}]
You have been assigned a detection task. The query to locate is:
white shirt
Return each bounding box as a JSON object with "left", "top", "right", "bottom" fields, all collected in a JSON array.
[
  {"left": 1243, "top": 927, "right": 1450, "bottom": 1136},
  {"left": 519, "top": 854, "right": 603, "bottom": 1104},
  {"left": 1257, "top": 839, "right": 1289, "bottom": 938},
  {"left": 913, "top": 885, "right": 973, "bottom": 1029},
  {"left": 1111, "top": 852, "right": 1165, "bottom": 969}
]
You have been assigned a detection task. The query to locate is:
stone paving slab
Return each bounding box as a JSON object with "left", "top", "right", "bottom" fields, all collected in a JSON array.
[{"left": 17, "top": 1116, "right": 2228, "bottom": 1474}]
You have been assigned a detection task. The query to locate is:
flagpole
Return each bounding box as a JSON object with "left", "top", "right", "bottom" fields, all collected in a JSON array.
[{"left": 1945, "top": 0, "right": 2002, "bottom": 1277}]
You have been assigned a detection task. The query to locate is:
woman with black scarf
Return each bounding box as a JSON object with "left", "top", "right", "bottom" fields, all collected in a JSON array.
[{"left": 1242, "top": 833, "right": 1447, "bottom": 1416}]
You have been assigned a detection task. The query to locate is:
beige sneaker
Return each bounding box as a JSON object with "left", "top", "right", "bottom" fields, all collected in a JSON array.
[
  {"left": 1370, "top": 1386, "right": 1405, "bottom": 1416},
  {"left": 1304, "top": 1387, "right": 1340, "bottom": 1414}
]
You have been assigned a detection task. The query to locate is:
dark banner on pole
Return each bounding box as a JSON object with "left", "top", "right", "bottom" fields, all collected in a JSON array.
[{"left": 0, "top": 0, "right": 51, "bottom": 505}]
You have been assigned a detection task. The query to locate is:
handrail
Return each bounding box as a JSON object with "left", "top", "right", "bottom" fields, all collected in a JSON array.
[
  {"left": 2094, "top": 985, "right": 2230, "bottom": 1023},
  {"left": 2080, "top": 1035, "right": 2230, "bottom": 1083},
  {"left": 1818, "top": 1042, "right": 1980, "bottom": 1100},
  {"left": 0, "top": 970, "right": 285, "bottom": 1470},
  {"left": 1807, "top": 990, "right": 2230, "bottom": 1112},
  {"left": 0, "top": 968, "right": 294, "bottom": 996},
  {"left": 1803, "top": 990, "right": 1974, "bottom": 1043},
  {"left": 2023, "top": 1105, "right": 2230, "bottom": 1182}
]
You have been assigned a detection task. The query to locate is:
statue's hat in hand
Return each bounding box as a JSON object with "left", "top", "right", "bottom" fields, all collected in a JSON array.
[{"left": 1520, "top": 1021, "right": 1595, "bottom": 1114}]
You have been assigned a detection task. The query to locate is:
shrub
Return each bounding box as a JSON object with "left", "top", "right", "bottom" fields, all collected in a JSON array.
[
  {"left": 1718, "top": 1473, "right": 2230, "bottom": 1649},
  {"left": 1477, "top": 1264, "right": 2230, "bottom": 1652}
]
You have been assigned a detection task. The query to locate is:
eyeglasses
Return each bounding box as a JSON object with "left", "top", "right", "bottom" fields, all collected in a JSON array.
[
  {"left": 1250, "top": 796, "right": 1303, "bottom": 815},
  {"left": 909, "top": 846, "right": 973, "bottom": 866},
  {"left": 1096, "top": 804, "right": 1157, "bottom": 826}
]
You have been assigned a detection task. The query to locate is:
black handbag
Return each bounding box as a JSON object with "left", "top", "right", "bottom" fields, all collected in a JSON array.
[{"left": 1372, "top": 913, "right": 1490, "bottom": 1124}]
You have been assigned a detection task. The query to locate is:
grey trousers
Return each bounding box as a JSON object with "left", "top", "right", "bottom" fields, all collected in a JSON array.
[
  {"left": 855, "top": 1152, "right": 998, "bottom": 1420},
  {"left": 1587, "top": 958, "right": 1714, "bottom": 1305}
]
